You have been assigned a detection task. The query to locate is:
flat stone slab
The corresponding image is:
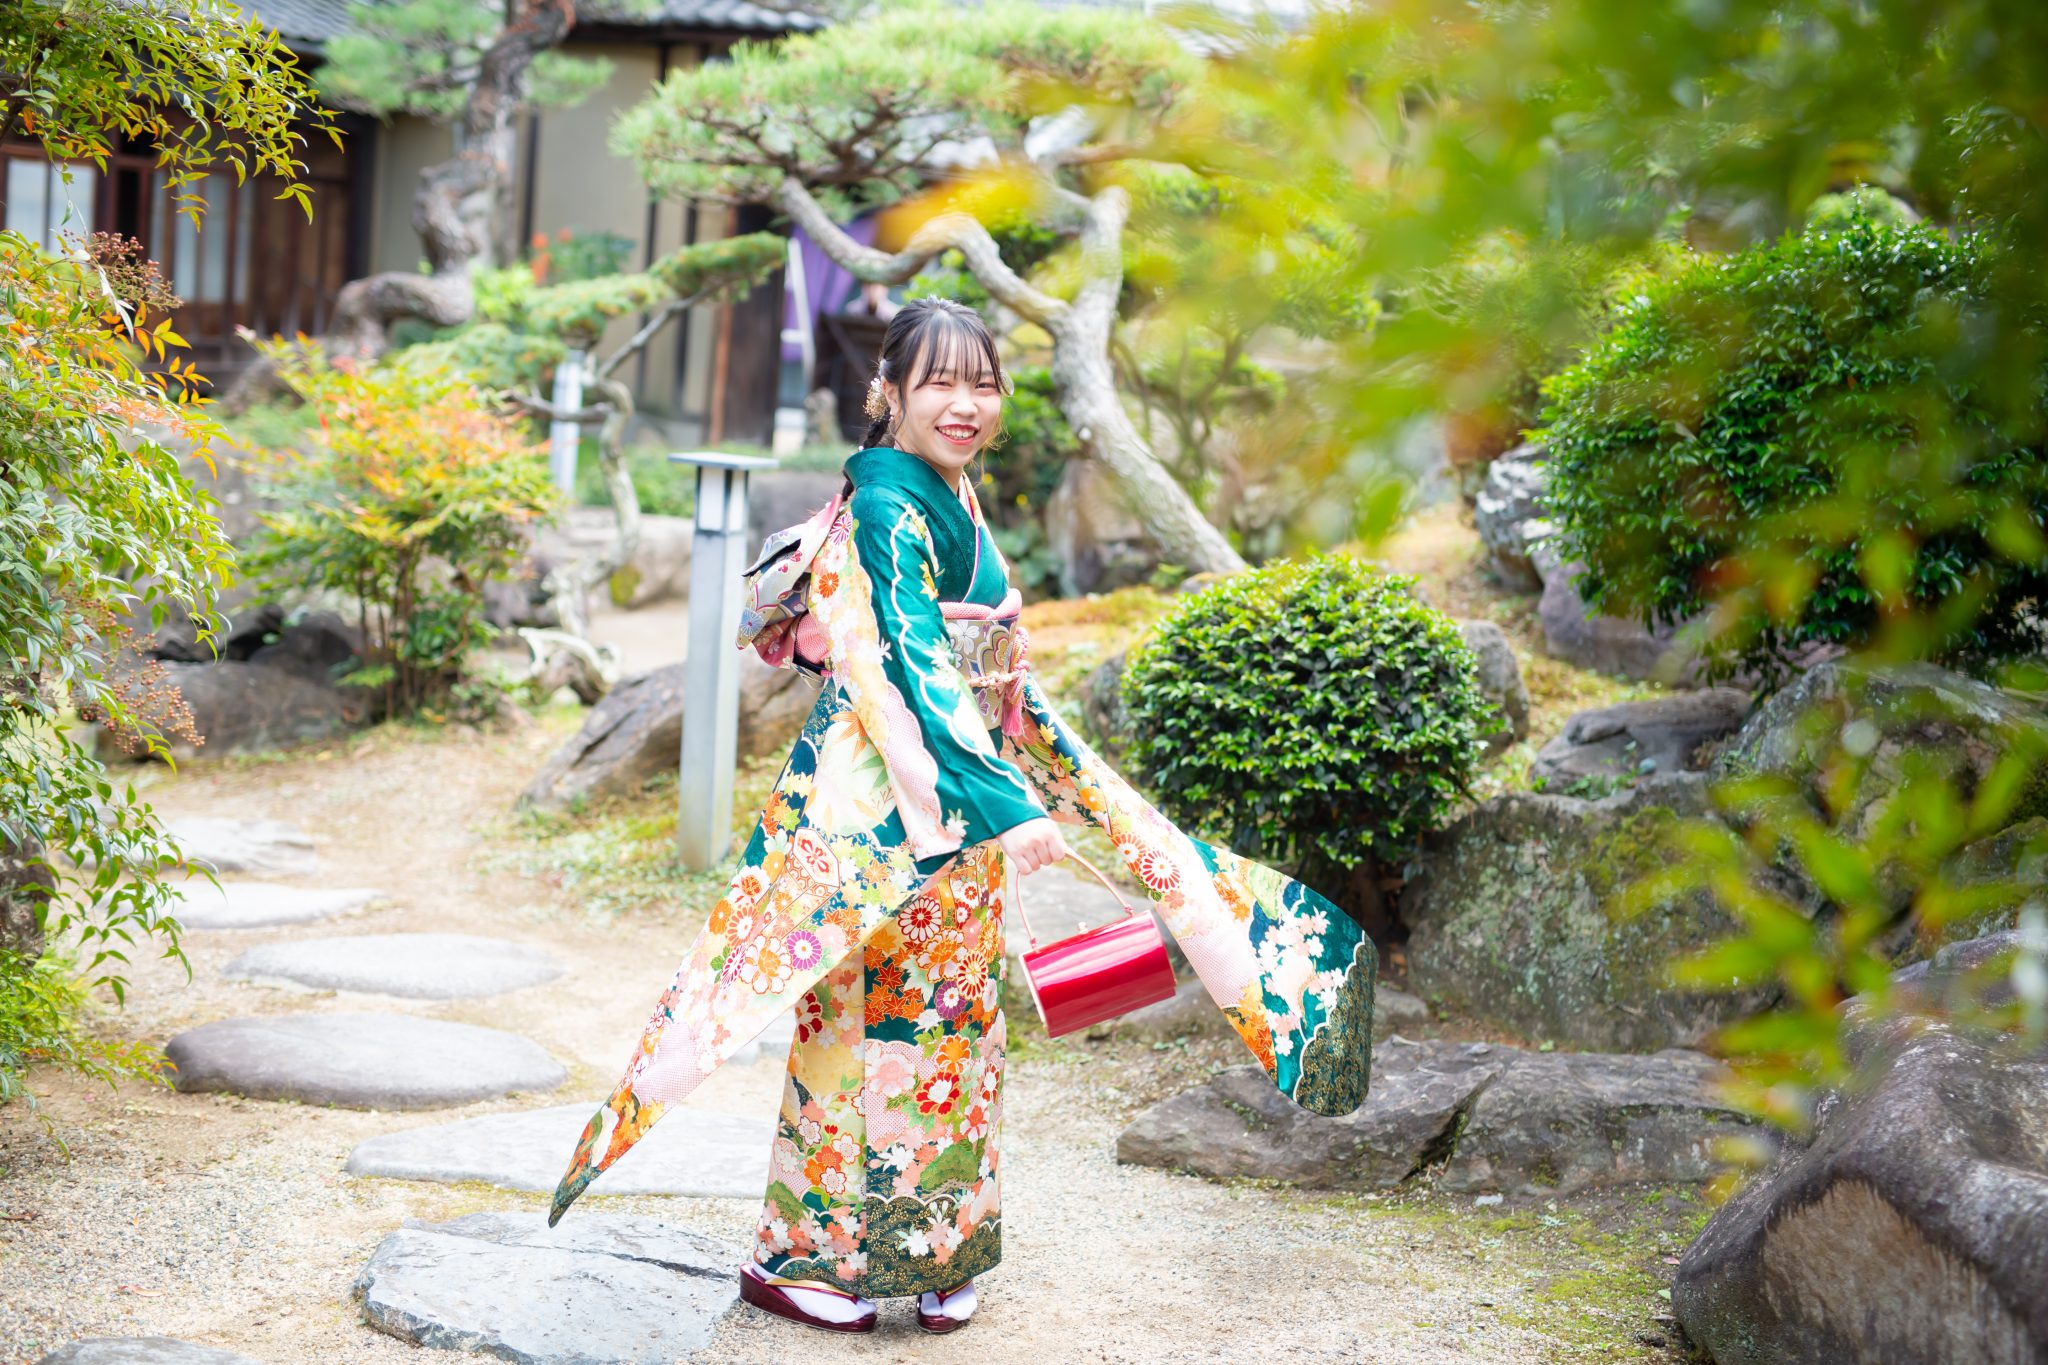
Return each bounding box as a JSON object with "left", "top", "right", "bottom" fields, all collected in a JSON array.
[
  {"left": 355, "top": 1211, "right": 741, "bottom": 1364},
  {"left": 167, "top": 878, "right": 383, "bottom": 930},
  {"left": 1104, "top": 979, "right": 1432, "bottom": 1045},
  {"left": 35, "top": 1341, "right": 262, "bottom": 1365},
  {"left": 223, "top": 933, "right": 563, "bottom": 999},
  {"left": 165, "top": 816, "right": 319, "bottom": 877},
  {"left": 1118, "top": 1038, "right": 1759, "bottom": 1194},
  {"left": 346, "top": 1104, "right": 775, "bottom": 1198},
  {"left": 163, "top": 1012, "right": 566, "bottom": 1109},
  {"left": 725, "top": 1007, "right": 796, "bottom": 1066}
]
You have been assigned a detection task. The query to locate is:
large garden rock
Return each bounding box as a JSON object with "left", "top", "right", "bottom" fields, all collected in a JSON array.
[
  {"left": 1711, "top": 660, "right": 2048, "bottom": 940},
  {"left": 534, "top": 509, "right": 694, "bottom": 610},
  {"left": 1531, "top": 689, "right": 1751, "bottom": 790},
  {"left": 1474, "top": 442, "right": 1552, "bottom": 592},
  {"left": 1400, "top": 773, "right": 1793, "bottom": 1051},
  {"left": 520, "top": 656, "right": 819, "bottom": 810},
  {"left": 1459, "top": 620, "right": 1530, "bottom": 756},
  {"left": 163, "top": 1012, "right": 566, "bottom": 1109},
  {"left": 1673, "top": 967, "right": 2048, "bottom": 1363},
  {"left": 1117, "top": 1038, "right": 1752, "bottom": 1195},
  {"left": 143, "top": 658, "right": 374, "bottom": 761},
  {"left": 145, "top": 600, "right": 284, "bottom": 666},
  {"left": 1533, "top": 541, "right": 1699, "bottom": 684},
  {"left": 355, "top": 1212, "right": 741, "bottom": 1364},
  {"left": 1075, "top": 650, "right": 1134, "bottom": 766},
  {"left": 1440, "top": 1047, "right": 1754, "bottom": 1195},
  {"left": 1043, "top": 458, "right": 1159, "bottom": 597},
  {"left": 239, "top": 609, "right": 362, "bottom": 680},
  {"left": 1710, "top": 661, "right": 2048, "bottom": 840},
  {"left": 745, "top": 468, "right": 846, "bottom": 546},
  {"left": 110, "top": 609, "right": 375, "bottom": 761}
]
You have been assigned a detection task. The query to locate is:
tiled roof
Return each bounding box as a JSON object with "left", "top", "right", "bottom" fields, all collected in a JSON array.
[
  {"left": 578, "top": 0, "right": 830, "bottom": 31},
  {"left": 236, "top": 0, "right": 825, "bottom": 55},
  {"left": 235, "top": 0, "right": 357, "bottom": 49}
]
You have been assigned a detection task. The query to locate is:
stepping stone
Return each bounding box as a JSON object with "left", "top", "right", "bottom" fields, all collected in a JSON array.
[
  {"left": 35, "top": 1341, "right": 262, "bottom": 1365},
  {"left": 346, "top": 1104, "right": 775, "bottom": 1198},
  {"left": 223, "top": 933, "right": 563, "bottom": 999},
  {"left": 163, "top": 1012, "right": 566, "bottom": 1110},
  {"left": 355, "top": 1211, "right": 740, "bottom": 1363},
  {"left": 167, "top": 879, "right": 383, "bottom": 930},
  {"left": 165, "top": 816, "right": 319, "bottom": 877}
]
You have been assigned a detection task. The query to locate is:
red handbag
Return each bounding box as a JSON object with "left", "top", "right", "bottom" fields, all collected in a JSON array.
[{"left": 1013, "top": 849, "right": 1178, "bottom": 1037}]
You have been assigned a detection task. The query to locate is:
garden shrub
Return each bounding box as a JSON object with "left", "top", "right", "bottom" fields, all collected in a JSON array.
[
  {"left": 0, "top": 229, "right": 228, "bottom": 1109},
  {"left": 1119, "top": 554, "right": 1488, "bottom": 917},
  {"left": 241, "top": 337, "right": 559, "bottom": 718},
  {"left": 1535, "top": 217, "right": 2048, "bottom": 689}
]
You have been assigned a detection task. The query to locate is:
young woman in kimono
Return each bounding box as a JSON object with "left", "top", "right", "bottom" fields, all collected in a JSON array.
[{"left": 546, "top": 297, "right": 1377, "bottom": 1335}]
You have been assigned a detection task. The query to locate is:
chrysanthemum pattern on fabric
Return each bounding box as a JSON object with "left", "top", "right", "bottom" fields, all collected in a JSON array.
[{"left": 753, "top": 842, "right": 1008, "bottom": 1298}]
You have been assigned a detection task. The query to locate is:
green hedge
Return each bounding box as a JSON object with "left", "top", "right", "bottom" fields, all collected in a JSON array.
[
  {"left": 1119, "top": 554, "right": 1487, "bottom": 881},
  {"left": 1535, "top": 217, "right": 2048, "bottom": 686}
]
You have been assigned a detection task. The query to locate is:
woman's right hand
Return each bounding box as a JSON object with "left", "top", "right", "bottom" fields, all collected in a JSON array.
[{"left": 997, "top": 817, "right": 1070, "bottom": 876}]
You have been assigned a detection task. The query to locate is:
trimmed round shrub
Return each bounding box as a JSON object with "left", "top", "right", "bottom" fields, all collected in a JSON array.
[
  {"left": 1535, "top": 217, "right": 2048, "bottom": 688},
  {"left": 1119, "top": 555, "right": 1489, "bottom": 887}
]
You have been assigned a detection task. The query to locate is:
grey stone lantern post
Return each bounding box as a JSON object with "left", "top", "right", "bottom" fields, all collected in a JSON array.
[{"left": 671, "top": 450, "right": 779, "bottom": 869}]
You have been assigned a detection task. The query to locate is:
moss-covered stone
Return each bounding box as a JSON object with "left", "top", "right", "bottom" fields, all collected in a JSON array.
[
  {"left": 1400, "top": 773, "right": 1789, "bottom": 1052},
  {"left": 1404, "top": 663, "right": 2048, "bottom": 1052}
]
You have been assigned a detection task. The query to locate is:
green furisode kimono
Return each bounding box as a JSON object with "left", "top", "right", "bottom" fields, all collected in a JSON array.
[{"left": 548, "top": 445, "right": 1377, "bottom": 1297}]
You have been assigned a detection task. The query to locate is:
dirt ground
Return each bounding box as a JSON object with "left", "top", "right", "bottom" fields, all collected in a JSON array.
[{"left": 0, "top": 637, "right": 1698, "bottom": 1365}]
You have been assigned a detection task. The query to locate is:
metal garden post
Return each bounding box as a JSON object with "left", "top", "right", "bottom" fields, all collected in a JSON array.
[
  {"left": 547, "top": 347, "right": 587, "bottom": 496},
  {"left": 672, "top": 450, "right": 779, "bottom": 869}
]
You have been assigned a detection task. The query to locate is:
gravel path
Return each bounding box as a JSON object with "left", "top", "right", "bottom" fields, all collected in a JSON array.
[{"left": 0, "top": 715, "right": 1689, "bottom": 1364}]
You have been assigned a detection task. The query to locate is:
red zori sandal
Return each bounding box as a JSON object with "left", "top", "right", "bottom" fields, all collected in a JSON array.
[{"left": 738, "top": 1263, "right": 878, "bottom": 1334}]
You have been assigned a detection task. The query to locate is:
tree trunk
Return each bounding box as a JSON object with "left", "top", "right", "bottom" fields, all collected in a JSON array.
[
  {"left": 0, "top": 835, "right": 51, "bottom": 967},
  {"left": 1043, "top": 184, "right": 1246, "bottom": 578},
  {"left": 541, "top": 371, "right": 641, "bottom": 641},
  {"left": 1045, "top": 309, "right": 1245, "bottom": 577}
]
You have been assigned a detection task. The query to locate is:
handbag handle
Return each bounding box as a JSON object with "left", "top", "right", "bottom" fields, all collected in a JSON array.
[{"left": 1009, "top": 845, "right": 1140, "bottom": 951}]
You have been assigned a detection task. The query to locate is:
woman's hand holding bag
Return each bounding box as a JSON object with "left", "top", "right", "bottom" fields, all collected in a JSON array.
[{"left": 996, "top": 817, "right": 1069, "bottom": 874}]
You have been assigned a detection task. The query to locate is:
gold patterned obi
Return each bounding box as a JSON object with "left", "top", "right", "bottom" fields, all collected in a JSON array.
[{"left": 941, "top": 606, "right": 1032, "bottom": 737}]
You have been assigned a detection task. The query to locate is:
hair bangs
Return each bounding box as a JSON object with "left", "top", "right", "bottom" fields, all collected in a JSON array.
[{"left": 906, "top": 311, "right": 1008, "bottom": 395}]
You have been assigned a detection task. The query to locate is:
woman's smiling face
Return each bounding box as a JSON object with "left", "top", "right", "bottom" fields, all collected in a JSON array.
[{"left": 884, "top": 325, "right": 1004, "bottom": 489}]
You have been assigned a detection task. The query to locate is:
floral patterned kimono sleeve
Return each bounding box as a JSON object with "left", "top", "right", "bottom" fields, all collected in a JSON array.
[{"left": 832, "top": 484, "right": 1047, "bottom": 876}]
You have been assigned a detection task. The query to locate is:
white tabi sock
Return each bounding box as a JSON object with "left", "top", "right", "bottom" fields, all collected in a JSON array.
[
  {"left": 919, "top": 1280, "right": 977, "bottom": 1324},
  {"left": 760, "top": 1271, "right": 877, "bottom": 1324}
]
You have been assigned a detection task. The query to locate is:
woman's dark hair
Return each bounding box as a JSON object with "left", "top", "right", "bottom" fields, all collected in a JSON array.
[{"left": 858, "top": 296, "right": 1013, "bottom": 453}]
